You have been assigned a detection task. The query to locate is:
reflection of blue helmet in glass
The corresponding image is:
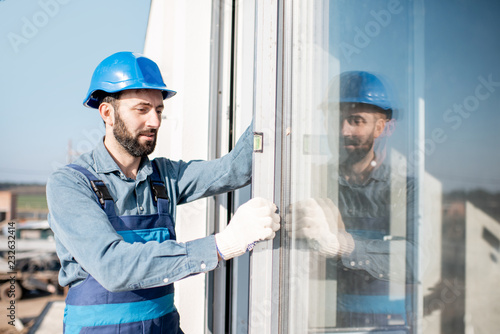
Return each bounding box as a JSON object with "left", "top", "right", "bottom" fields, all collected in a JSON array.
[
  {"left": 83, "top": 51, "right": 177, "bottom": 109},
  {"left": 324, "top": 71, "right": 396, "bottom": 119}
]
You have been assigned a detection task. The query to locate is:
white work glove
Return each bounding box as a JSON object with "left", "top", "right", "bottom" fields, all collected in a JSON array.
[
  {"left": 288, "top": 198, "right": 354, "bottom": 257},
  {"left": 215, "top": 197, "right": 280, "bottom": 260}
]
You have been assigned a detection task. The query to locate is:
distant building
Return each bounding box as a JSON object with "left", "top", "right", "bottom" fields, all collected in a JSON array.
[
  {"left": 0, "top": 185, "right": 48, "bottom": 223},
  {"left": 0, "top": 191, "right": 16, "bottom": 222}
]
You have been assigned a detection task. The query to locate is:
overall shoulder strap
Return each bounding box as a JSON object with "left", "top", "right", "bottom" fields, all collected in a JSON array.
[
  {"left": 149, "top": 160, "right": 169, "bottom": 202},
  {"left": 67, "top": 164, "right": 114, "bottom": 209},
  {"left": 149, "top": 160, "right": 174, "bottom": 238}
]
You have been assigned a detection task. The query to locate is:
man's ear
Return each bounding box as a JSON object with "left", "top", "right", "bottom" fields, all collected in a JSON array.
[
  {"left": 379, "top": 118, "right": 396, "bottom": 138},
  {"left": 99, "top": 103, "right": 114, "bottom": 126},
  {"left": 374, "top": 117, "right": 387, "bottom": 139}
]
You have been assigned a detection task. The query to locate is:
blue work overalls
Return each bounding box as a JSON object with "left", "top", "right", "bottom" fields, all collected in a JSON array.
[
  {"left": 332, "top": 163, "right": 409, "bottom": 328},
  {"left": 335, "top": 217, "right": 407, "bottom": 327},
  {"left": 63, "top": 161, "right": 183, "bottom": 333}
]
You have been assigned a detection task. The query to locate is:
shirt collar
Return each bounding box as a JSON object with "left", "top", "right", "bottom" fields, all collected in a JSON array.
[
  {"left": 92, "top": 138, "right": 153, "bottom": 181},
  {"left": 368, "top": 163, "right": 390, "bottom": 182}
]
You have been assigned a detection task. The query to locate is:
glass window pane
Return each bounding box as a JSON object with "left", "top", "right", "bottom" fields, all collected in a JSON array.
[
  {"left": 284, "top": 0, "right": 417, "bottom": 330},
  {"left": 280, "top": 0, "right": 500, "bottom": 333}
]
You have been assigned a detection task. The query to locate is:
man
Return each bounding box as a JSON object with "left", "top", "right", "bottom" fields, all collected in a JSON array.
[
  {"left": 46, "top": 51, "right": 280, "bottom": 333},
  {"left": 293, "top": 71, "right": 413, "bottom": 328}
]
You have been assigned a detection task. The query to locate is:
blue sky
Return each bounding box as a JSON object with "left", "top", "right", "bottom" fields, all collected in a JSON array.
[
  {"left": 0, "top": 0, "right": 151, "bottom": 183},
  {"left": 422, "top": 0, "right": 500, "bottom": 191}
]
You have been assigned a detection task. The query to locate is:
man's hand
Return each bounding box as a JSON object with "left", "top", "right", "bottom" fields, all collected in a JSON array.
[
  {"left": 288, "top": 198, "right": 354, "bottom": 257},
  {"left": 215, "top": 197, "right": 280, "bottom": 260}
]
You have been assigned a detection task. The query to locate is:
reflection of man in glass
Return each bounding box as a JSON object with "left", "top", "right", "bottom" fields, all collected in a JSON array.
[
  {"left": 337, "top": 71, "right": 392, "bottom": 182},
  {"left": 332, "top": 71, "right": 408, "bottom": 327},
  {"left": 294, "top": 71, "right": 411, "bottom": 328}
]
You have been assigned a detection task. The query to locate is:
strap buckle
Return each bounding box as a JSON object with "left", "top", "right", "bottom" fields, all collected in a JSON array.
[
  {"left": 150, "top": 182, "right": 169, "bottom": 202},
  {"left": 90, "top": 180, "right": 113, "bottom": 207}
]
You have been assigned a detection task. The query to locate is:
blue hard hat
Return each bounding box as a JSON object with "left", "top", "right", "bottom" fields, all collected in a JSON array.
[
  {"left": 83, "top": 51, "right": 177, "bottom": 109},
  {"left": 323, "top": 71, "right": 396, "bottom": 119},
  {"left": 339, "top": 71, "right": 392, "bottom": 112}
]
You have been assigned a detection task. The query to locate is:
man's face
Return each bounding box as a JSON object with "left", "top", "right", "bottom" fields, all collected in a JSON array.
[
  {"left": 111, "top": 89, "right": 164, "bottom": 157},
  {"left": 338, "top": 103, "right": 386, "bottom": 165}
]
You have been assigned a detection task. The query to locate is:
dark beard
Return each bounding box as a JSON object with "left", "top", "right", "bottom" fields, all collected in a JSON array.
[
  {"left": 113, "top": 111, "right": 157, "bottom": 157},
  {"left": 340, "top": 136, "right": 374, "bottom": 166}
]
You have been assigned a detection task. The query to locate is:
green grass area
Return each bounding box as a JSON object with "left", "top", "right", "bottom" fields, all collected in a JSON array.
[{"left": 17, "top": 194, "right": 48, "bottom": 210}]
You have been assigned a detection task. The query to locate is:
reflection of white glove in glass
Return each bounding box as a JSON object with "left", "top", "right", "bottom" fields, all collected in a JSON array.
[
  {"left": 215, "top": 197, "right": 280, "bottom": 260},
  {"left": 289, "top": 198, "right": 354, "bottom": 257}
]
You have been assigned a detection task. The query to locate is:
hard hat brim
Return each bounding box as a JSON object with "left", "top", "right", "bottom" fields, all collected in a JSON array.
[{"left": 83, "top": 86, "right": 177, "bottom": 109}]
